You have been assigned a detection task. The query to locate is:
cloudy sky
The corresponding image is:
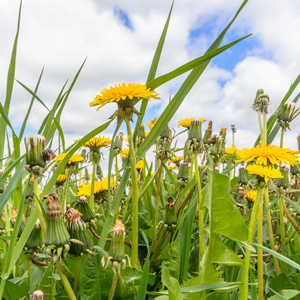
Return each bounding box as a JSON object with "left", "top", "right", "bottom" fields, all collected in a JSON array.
[{"left": 1, "top": 0, "right": 300, "bottom": 161}]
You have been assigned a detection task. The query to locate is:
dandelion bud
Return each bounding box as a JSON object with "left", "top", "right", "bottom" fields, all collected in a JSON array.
[
  {"left": 258, "top": 93, "right": 270, "bottom": 114},
  {"left": 113, "top": 132, "right": 124, "bottom": 155},
  {"left": 203, "top": 121, "right": 213, "bottom": 145},
  {"left": 81, "top": 148, "right": 87, "bottom": 160},
  {"left": 276, "top": 166, "right": 290, "bottom": 189},
  {"left": 43, "top": 193, "right": 70, "bottom": 248},
  {"left": 277, "top": 102, "right": 300, "bottom": 131},
  {"left": 30, "top": 290, "right": 45, "bottom": 299},
  {"left": 66, "top": 208, "right": 91, "bottom": 256},
  {"left": 24, "top": 134, "right": 47, "bottom": 168},
  {"left": 290, "top": 162, "right": 300, "bottom": 177},
  {"left": 188, "top": 120, "right": 202, "bottom": 143},
  {"left": 25, "top": 220, "right": 42, "bottom": 250},
  {"left": 74, "top": 196, "right": 96, "bottom": 223},
  {"left": 96, "top": 164, "right": 103, "bottom": 180},
  {"left": 245, "top": 190, "right": 256, "bottom": 208},
  {"left": 0, "top": 215, "right": 6, "bottom": 235},
  {"left": 177, "top": 161, "right": 189, "bottom": 188},
  {"left": 84, "top": 168, "right": 90, "bottom": 182},
  {"left": 10, "top": 207, "right": 26, "bottom": 237},
  {"left": 164, "top": 196, "right": 177, "bottom": 228},
  {"left": 219, "top": 128, "right": 227, "bottom": 140},
  {"left": 238, "top": 166, "right": 249, "bottom": 186},
  {"left": 252, "top": 88, "right": 264, "bottom": 112},
  {"left": 55, "top": 174, "right": 67, "bottom": 187},
  {"left": 109, "top": 219, "right": 126, "bottom": 262},
  {"left": 231, "top": 124, "right": 236, "bottom": 133},
  {"left": 137, "top": 124, "right": 146, "bottom": 148},
  {"left": 183, "top": 140, "right": 192, "bottom": 162}
]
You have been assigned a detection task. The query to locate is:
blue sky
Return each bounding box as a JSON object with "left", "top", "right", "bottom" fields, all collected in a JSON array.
[{"left": 0, "top": 0, "right": 299, "bottom": 157}]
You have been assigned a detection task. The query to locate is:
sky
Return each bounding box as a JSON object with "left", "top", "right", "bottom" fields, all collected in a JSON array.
[{"left": 0, "top": 0, "right": 300, "bottom": 164}]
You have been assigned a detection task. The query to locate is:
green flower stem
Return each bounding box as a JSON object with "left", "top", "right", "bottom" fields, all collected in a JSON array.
[
  {"left": 263, "top": 112, "right": 267, "bottom": 143},
  {"left": 73, "top": 257, "right": 81, "bottom": 296},
  {"left": 125, "top": 118, "right": 139, "bottom": 268},
  {"left": 61, "top": 169, "right": 71, "bottom": 214},
  {"left": 258, "top": 113, "right": 263, "bottom": 143},
  {"left": 279, "top": 197, "right": 286, "bottom": 246},
  {"left": 115, "top": 155, "right": 119, "bottom": 185},
  {"left": 257, "top": 197, "right": 264, "bottom": 300},
  {"left": 193, "top": 153, "right": 204, "bottom": 269},
  {"left": 26, "top": 255, "right": 33, "bottom": 293},
  {"left": 239, "top": 187, "right": 264, "bottom": 300},
  {"left": 34, "top": 176, "right": 46, "bottom": 234},
  {"left": 264, "top": 187, "right": 280, "bottom": 275},
  {"left": 56, "top": 262, "right": 77, "bottom": 300},
  {"left": 89, "top": 161, "right": 97, "bottom": 210},
  {"left": 108, "top": 273, "right": 118, "bottom": 300},
  {"left": 154, "top": 143, "right": 165, "bottom": 237}
]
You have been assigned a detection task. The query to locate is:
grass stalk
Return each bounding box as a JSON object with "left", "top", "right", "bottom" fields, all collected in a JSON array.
[{"left": 56, "top": 262, "right": 77, "bottom": 300}]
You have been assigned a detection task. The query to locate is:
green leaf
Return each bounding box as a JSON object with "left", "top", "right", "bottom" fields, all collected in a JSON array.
[
  {"left": 202, "top": 169, "right": 252, "bottom": 250},
  {"left": 255, "top": 243, "right": 300, "bottom": 270},
  {"left": 37, "top": 261, "right": 55, "bottom": 300},
  {"left": 269, "top": 273, "right": 294, "bottom": 295},
  {"left": 159, "top": 232, "right": 181, "bottom": 280},
  {"left": 210, "top": 234, "right": 244, "bottom": 266},
  {"left": 268, "top": 289, "right": 300, "bottom": 300},
  {"left": 3, "top": 279, "right": 27, "bottom": 300},
  {"left": 161, "top": 265, "right": 183, "bottom": 300}
]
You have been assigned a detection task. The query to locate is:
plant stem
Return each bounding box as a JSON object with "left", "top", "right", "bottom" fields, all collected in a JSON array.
[
  {"left": 89, "top": 161, "right": 97, "bottom": 210},
  {"left": 73, "top": 257, "right": 81, "bottom": 296},
  {"left": 239, "top": 187, "right": 263, "bottom": 300},
  {"left": 264, "top": 187, "right": 280, "bottom": 275},
  {"left": 125, "top": 118, "right": 139, "bottom": 268},
  {"left": 61, "top": 169, "right": 70, "bottom": 214},
  {"left": 56, "top": 262, "right": 77, "bottom": 300},
  {"left": 194, "top": 153, "right": 204, "bottom": 270},
  {"left": 257, "top": 198, "right": 263, "bottom": 300},
  {"left": 108, "top": 273, "right": 118, "bottom": 300},
  {"left": 34, "top": 176, "right": 46, "bottom": 234},
  {"left": 279, "top": 197, "right": 286, "bottom": 246}
]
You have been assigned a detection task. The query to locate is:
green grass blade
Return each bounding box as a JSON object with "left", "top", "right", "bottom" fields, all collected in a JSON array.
[
  {"left": 147, "top": 34, "right": 251, "bottom": 90},
  {"left": 0, "top": 158, "right": 25, "bottom": 212},
  {"left": 0, "top": 0, "right": 22, "bottom": 169},
  {"left": 137, "top": 232, "right": 150, "bottom": 300},
  {"left": 255, "top": 243, "right": 300, "bottom": 270},
  {"left": 53, "top": 117, "right": 66, "bottom": 152},
  {"left": 18, "top": 67, "right": 44, "bottom": 140}
]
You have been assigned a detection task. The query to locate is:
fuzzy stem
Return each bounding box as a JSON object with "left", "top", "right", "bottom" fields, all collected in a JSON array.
[
  {"left": 264, "top": 187, "right": 280, "bottom": 275},
  {"left": 239, "top": 187, "right": 264, "bottom": 300},
  {"left": 125, "top": 118, "right": 139, "bottom": 268},
  {"left": 257, "top": 198, "right": 264, "bottom": 300},
  {"left": 56, "top": 262, "right": 77, "bottom": 300},
  {"left": 34, "top": 177, "right": 46, "bottom": 234},
  {"left": 194, "top": 153, "right": 204, "bottom": 270},
  {"left": 108, "top": 273, "right": 118, "bottom": 300},
  {"left": 89, "top": 161, "right": 97, "bottom": 210}
]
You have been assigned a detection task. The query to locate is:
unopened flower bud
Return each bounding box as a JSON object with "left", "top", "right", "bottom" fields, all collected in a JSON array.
[
  {"left": 66, "top": 208, "right": 91, "bottom": 256},
  {"left": 24, "top": 134, "right": 47, "bottom": 168},
  {"left": 277, "top": 102, "right": 300, "bottom": 131},
  {"left": 97, "top": 164, "right": 103, "bottom": 180},
  {"left": 114, "top": 132, "right": 124, "bottom": 155},
  {"left": 203, "top": 121, "right": 213, "bottom": 145},
  {"left": 258, "top": 93, "right": 270, "bottom": 114},
  {"left": 290, "top": 162, "right": 300, "bottom": 177},
  {"left": 109, "top": 219, "right": 126, "bottom": 262},
  {"left": 137, "top": 124, "right": 146, "bottom": 148},
  {"left": 74, "top": 196, "right": 96, "bottom": 223},
  {"left": 252, "top": 89, "right": 264, "bottom": 112},
  {"left": 25, "top": 220, "right": 42, "bottom": 250},
  {"left": 177, "top": 161, "right": 189, "bottom": 188},
  {"left": 238, "top": 166, "right": 249, "bottom": 186},
  {"left": 276, "top": 166, "right": 290, "bottom": 189},
  {"left": 10, "top": 207, "right": 26, "bottom": 237},
  {"left": 164, "top": 196, "right": 177, "bottom": 228}
]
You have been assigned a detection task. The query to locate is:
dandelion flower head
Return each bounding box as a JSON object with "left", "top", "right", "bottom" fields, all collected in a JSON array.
[
  {"left": 245, "top": 164, "right": 283, "bottom": 182},
  {"left": 55, "top": 153, "right": 85, "bottom": 165}
]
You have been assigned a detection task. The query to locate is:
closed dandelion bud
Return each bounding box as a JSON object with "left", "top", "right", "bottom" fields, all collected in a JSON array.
[
  {"left": 177, "top": 161, "right": 189, "bottom": 188},
  {"left": 258, "top": 93, "right": 270, "bottom": 114},
  {"left": 203, "top": 121, "right": 213, "bottom": 145},
  {"left": 252, "top": 88, "right": 264, "bottom": 112},
  {"left": 109, "top": 219, "right": 125, "bottom": 262},
  {"left": 25, "top": 178, "right": 35, "bottom": 206},
  {"left": 276, "top": 166, "right": 290, "bottom": 189},
  {"left": 113, "top": 132, "right": 124, "bottom": 155},
  {"left": 0, "top": 215, "right": 6, "bottom": 235},
  {"left": 96, "top": 164, "right": 103, "bottom": 180},
  {"left": 30, "top": 290, "right": 45, "bottom": 299},
  {"left": 164, "top": 196, "right": 177, "bottom": 228},
  {"left": 290, "top": 162, "right": 300, "bottom": 176},
  {"left": 245, "top": 190, "right": 257, "bottom": 208},
  {"left": 159, "top": 125, "right": 171, "bottom": 140},
  {"left": 208, "top": 136, "right": 224, "bottom": 157},
  {"left": 184, "top": 140, "right": 192, "bottom": 162},
  {"left": 84, "top": 168, "right": 90, "bottom": 182},
  {"left": 81, "top": 148, "right": 87, "bottom": 160},
  {"left": 238, "top": 166, "right": 249, "bottom": 186},
  {"left": 24, "top": 134, "right": 47, "bottom": 168},
  {"left": 188, "top": 120, "right": 202, "bottom": 143},
  {"left": 277, "top": 102, "right": 300, "bottom": 131},
  {"left": 10, "top": 207, "right": 26, "bottom": 237},
  {"left": 43, "top": 193, "right": 70, "bottom": 247},
  {"left": 66, "top": 208, "right": 91, "bottom": 256},
  {"left": 55, "top": 174, "right": 67, "bottom": 187},
  {"left": 74, "top": 196, "right": 96, "bottom": 223},
  {"left": 219, "top": 128, "right": 227, "bottom": 140},
  {"left": 120, "top": 148, "right": 129, "bottom": 166},
  {"left": 231, "top": 124, "right": 236, "bottom": 134},
  {"left": 25, "top": 220, "right": 42, "bottom": 250},
  {"left": 137, "top": 124, "right": 146, "bottom": 148}
]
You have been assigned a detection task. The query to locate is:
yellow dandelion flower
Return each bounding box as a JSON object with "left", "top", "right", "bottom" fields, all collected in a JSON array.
[
  {"left": 225, "top": 146, "right": 237, "bottom": 155},
  {"left": 55, "top": 153, "right": 85, "bottom": 165},
  {"left": 167, "top": 165, "right": 176, "bottom": 170},
  {"left": 76, "top": 136, "right": 111, "bottom": 151},
  {"left": 56, "top": 174, "right": 67, "bottom": 184},
  {"left": 136, "top": 160, "right": 144, "bottom": 170},
  {"left": 77, "top": 177, "right": 116, "bottom": 196},
  {"left": 244, "top": 190, "right": 257, "bottom": 203},
  {"left": 237, "top": 142, "right": 299, "bottom": 166},
  {"left": 146, "top": 118, "right": 157, "bottom": 129},
  {"left": 169, "top": 156, "right": 184, "bottom": 164},
  {"left": 178, "top": 118, "right": 205, "bottom": 128},
  {"left": 120, "top": 148, "right": 129, "bottom": 160},
  {"left": 245, "top": 164, "right": 283, "bottom": 182},
  {"left": 90, "top": 83, "right": 160, "bottom": 110}
]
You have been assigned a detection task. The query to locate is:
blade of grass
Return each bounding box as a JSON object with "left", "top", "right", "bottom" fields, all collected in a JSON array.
[{"left": 0, "top": 0, "right": 22, "bottom": 169}]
